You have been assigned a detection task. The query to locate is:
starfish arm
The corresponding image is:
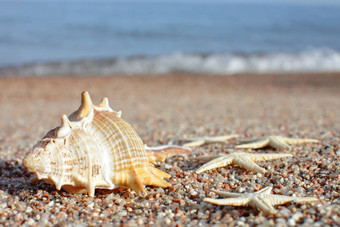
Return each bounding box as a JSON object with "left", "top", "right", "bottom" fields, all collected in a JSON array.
[
  {"left": 266, "top": 194, "right": 317, "bottom": 206},
  {"left": 249, "top": 153, "right": 293, "bottom": 162},
  {"left": 264, "top": 194, "right": 294, "bottom": 206},
  {"left": 237, "top": 137, "right": 265, "bottom": 143},
  {"left": 182, "top": 137, "right": 202, "bottom": 142},
  {"left": 182, "top": 139, "right": 206, "bottom": 147},
  {"left": 205, "top": 134, "right": 239, "bottom": 143},
  {"left": 204, "top": 197, "right": 250, "bottom": 206},
  {"left": 268, "top": 137, "right": 292, "bottom": 150},
  {"left": 251, "top": 197, "right": 278, "bottom": 214},
  {"left": 281, "top": 137, "right": 319, "bottom": 145},
  {"left": 292, "top": 196, "right": 318, "bottom": 203},
  {"left": 236, "top": 138, "right": 270, "bottom": 149},
  {"left": 192, "top": 155, "right": 222, "bottom": 162},
  {"left": 233, "top": 156, "right": 267, "bottom": 173},
  {"left": 145, "top": 145, "right": 192, "bottom": 163},
  {"left": 255, "top": 186, "right": 273, "bottom": 194},
  {"left": 211, "top": 189, "right": 244, "bottom": 198},
  {"left": 195, "top": 156, "right": 233, "bottom": 173}
]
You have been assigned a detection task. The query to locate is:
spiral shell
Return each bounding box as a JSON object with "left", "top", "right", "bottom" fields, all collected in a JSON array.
[{"left": 23, "top": 91, "right": 173, "bottom": 197}]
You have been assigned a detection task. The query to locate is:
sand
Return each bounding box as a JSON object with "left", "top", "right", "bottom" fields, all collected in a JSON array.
[{"left": 0, "top": 73, "right": 339, "bottom": 226}]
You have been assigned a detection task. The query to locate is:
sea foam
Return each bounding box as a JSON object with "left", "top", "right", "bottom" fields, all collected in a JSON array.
[{"left": 1, "top": 48, "right": 340, "bottom": 76}]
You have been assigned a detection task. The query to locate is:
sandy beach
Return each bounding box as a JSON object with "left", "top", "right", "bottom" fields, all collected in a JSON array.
[{"left": 0, "top": 73, "right": 339, "bottom": 226}]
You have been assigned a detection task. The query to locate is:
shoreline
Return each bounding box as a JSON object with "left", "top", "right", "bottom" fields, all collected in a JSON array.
[{"left": 0, "top": 73, "right": 339, "bottom": 225}]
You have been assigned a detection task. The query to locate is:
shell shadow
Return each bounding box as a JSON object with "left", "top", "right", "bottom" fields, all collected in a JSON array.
[
  {"left": 0, "top": 160, "right": 150, "bottom": 198},
  {"left": 0, "top": 159, "right": 54, "bottom": 196}
]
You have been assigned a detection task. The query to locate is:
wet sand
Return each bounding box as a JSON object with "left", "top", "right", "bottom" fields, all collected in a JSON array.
[{"left": 0, "top": 73, "right": 339, "bottom": 226}]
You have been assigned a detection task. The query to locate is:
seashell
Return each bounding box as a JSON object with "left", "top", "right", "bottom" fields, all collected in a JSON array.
[{"left": 23, "top": 91, "right": 191, "bottom": 197}]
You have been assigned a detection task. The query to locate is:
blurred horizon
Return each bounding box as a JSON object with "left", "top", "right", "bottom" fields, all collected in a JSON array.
[{"left": 1, "top": 0, "right": 340, "bottom": 75}]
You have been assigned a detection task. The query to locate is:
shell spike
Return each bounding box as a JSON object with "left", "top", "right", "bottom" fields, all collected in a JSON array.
[
  {"left": 86, "top": 182, "right": 96, "bottom": 197},
  {"left": 97, "top": 97, "right": 109, "bottom": 108},
  {"left": 79, "top": 91, "right": 93, "bottom": 117},
  {"left": 70, "top": 91, "right": 93, "bottom": 120},
  {"left": 57, "top": 114, "right": 71, "bottom": 138},
  {"left": 127, "top": 170, "right": 146, "bottom": 196},
  {"left": 49, "top": 175, "right": 63, "bottom": 190},
  {"left": 55, "top": 181, "right": 63, "bottom": 191}
]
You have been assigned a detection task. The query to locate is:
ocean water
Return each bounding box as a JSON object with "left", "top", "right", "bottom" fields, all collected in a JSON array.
[{"left": 1, "top": 1, "right": 340, "bottom": 76}]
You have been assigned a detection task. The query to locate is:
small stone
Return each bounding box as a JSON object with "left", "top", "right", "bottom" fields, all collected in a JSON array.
[
  {"left": 87, "top": 202, "right": 94, "bottom": 210},
  {"left": 158, "top": 212, "right": 166, "bottom": 218},
  {"left": 26, "top": 207, "right": 33, "bottom": 213},
  {"left": 121, "top": 210, "right": 127, "bottom": 216},
  {"left": 48, "top": 201, "right": 55, "bottom": 207},
  {"left": 137, "top": 219, "right": 144, "bottom": 225},
  {"left": 287, "top": 218, "right": 295, "bottom": 226},
  {"left": 190, "top": 189, "right": 198, "bottom": 196},
  {"left": 292, "top": 212, "right": 303, "bottom": 221},
  {"left": 164, "top": 218, "right": 171, "bottom": 225},
  {"left": 26, "top": 218, "right": 35, "bottom": 225},
  {"left": 276, "top": 218, "right": 286, "bottom": 226}
]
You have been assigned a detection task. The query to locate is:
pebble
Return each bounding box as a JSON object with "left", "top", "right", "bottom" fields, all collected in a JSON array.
[
  {"left": 48, "top": 201, "right": 54, "bottom": 207},
  {"left": 121, "top": 210, "right": 127, "bottom": 216},
  {"left": 26, "top": 207, "right": 33, "bottom": 213},
  {"left": 26, "top": 218, "right": 35, "bottom": 225},
  {"left": 292, "top": 212, "right": 303, "bottom": 221},
  {"left": 287, "top": 218, "right": 296, "bottom": 226}
]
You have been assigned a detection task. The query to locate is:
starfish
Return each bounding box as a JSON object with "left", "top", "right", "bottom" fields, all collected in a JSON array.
[
  {"left": 204, "top": 186, "right": 317, "bottom": 215},
  {"left": 236, "top": 135, "right": 319, "bottom": 151},
  {"left": 194, "top": 152, "right": 292, "bottom": 174},
  {"left": 182, "top": 134, "right": 239, "bottom": 147}
]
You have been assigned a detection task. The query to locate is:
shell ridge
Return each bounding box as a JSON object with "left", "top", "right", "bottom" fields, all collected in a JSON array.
[
  {"left": 69, "top": 132, "right": 88, "bottom": 187},
  {"left": 65, "top": 130, "right": 95, "bottom": 194},
  {"left": 85, "top": 146, "right": 95, "bottom": 197},
  {"left": 87, "top": 111, "right": 132, "bottom": 189},
  {"left": 53, "top": 142, "right": 64, "bottom": 190},
  {"left": 91, "top": 115, "right": 119, "bottom": 173},
  {"left": 103, "top": 111, "right": 163, "bottom": 189},
  {"left": 111, "top": 118, "right": 133, "bottom": 171},
  {"left": 75, "top": 129, "right": 99, "bottom": 196},
  {"left": 95, "top": 111, "right": 142, "bottom": 172},
  {"left": 88, "top": 117, "right": 116, "bottom": 189},
  {"left": 91, "top": 110, "right": 148, "bottom": 191}
]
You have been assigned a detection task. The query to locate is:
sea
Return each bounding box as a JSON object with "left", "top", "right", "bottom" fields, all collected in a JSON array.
[{"left": 1, "top": 0, "right": 340, "bottom": 76}]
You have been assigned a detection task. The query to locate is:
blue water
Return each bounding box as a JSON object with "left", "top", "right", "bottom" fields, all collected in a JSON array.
[{"left": 1, "top": 1, "right": 340, "bottom": 75}]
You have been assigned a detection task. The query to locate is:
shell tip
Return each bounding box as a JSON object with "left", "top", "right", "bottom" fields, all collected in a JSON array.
[
  {"left": 77, "top": 91, "right": 93, "bottom": 118},
  {"left": 57, "top": 114, "right": 71, "bottom": 138},
  {"left": 61, "top": 114, "right": 69, "bottom": 124},
  {"left": 98, "top": 97, "right": 109, "bottom": 108}
]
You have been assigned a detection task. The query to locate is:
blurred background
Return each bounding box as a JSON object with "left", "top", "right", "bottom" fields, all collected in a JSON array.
[{"left": 1, "top": 0, "right": 340, "bottom": 76}]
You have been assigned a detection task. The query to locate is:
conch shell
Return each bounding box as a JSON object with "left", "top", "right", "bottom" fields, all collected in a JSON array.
[{"left": 23, "top": 91, "right": 191, "bottom": 196}]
